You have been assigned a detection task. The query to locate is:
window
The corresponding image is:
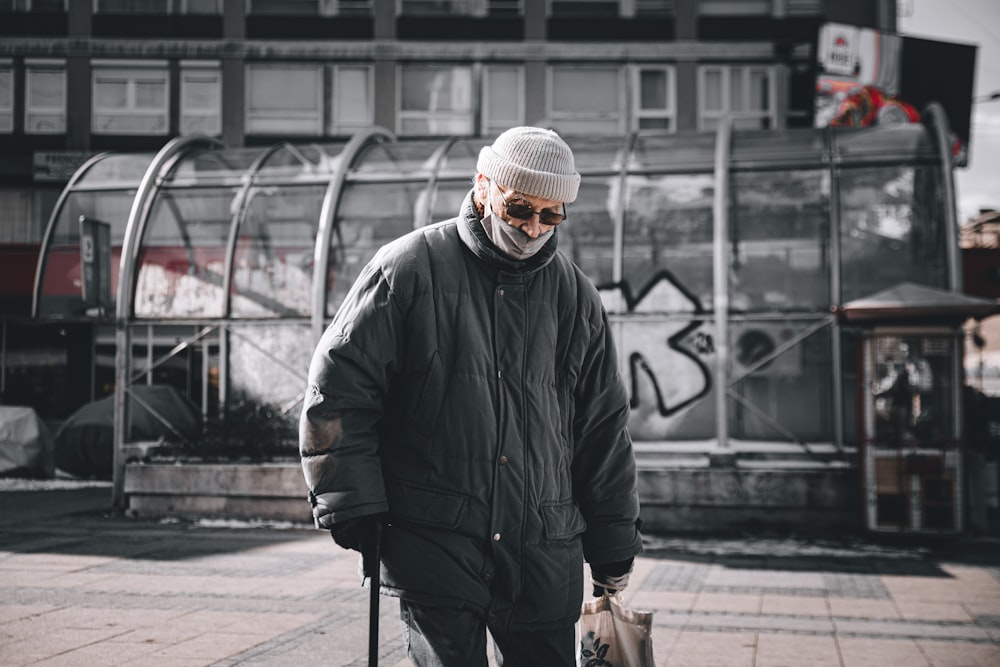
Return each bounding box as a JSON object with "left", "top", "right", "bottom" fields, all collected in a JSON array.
[
  {"left": 548, "top": 0, "right": 619, "bottom": 17},
  {"left": 698, "top": 65, "right": 776, "bottom": 130},
  {"left": 180, "top": 61, "right": 221, "bottom": 136},
  {"left": 25, "top": 60, "right": 66, "bottom": 134},
  {"left": 632, "top": 65, "right": 675, "bottom": 131},
  {"left": 94, "top": 0, "right": 221, "bottom": 13},
  {"left": 399, "top": 0, "right": 517, "bottom": 15},
  {"left": 92, "top": 62, "right": 169, "bottom": 135},
  {"left": 482, "top": 65, "right": 524, "bottom": 136},
  {"left": 398, "top": 64, "right": 473, "bottom": 136},
  {"left": 548, "top": 65, "right": 624, "bottom": 135},
  {"left": 0, "top": 62, "right": 12, "bottom": 133},
  {"left": 246, "top": 63, "right": 323, "bottom": 135},
  {"left": 248, "top": 0, "right": 372, "bottom": 15},
  {"left": 330, "top": 65, "right": 373, "bottom": 134},
  {"left": 0, "top": 0, "right": 67, "bottom": 10}
]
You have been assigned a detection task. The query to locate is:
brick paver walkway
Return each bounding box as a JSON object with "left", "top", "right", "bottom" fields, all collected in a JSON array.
[{"left": 1, "top": 482, "right": 998, "bottom": 666}]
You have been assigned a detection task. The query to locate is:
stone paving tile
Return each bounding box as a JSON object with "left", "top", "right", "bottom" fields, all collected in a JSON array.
[
  {"left": 828, "top": 597, "right": 901, "bottom": 619},
  {"left": 754, "top": 632, "right": 841, "bottom": 667},
  {"left": 895, "top": 600, "right": 975, "bottom": 622},
  {"left": 0, "top": 603, "right": 56, "bottom": 623},
  {"left": 824, "top": 572, "right": 890, "bottom": 599},
  {"left": 834, "top": 617, "right": 992, "bottom": 641},
  {"left": 693, "top": 591, "right": 762, "bottom": 614},
  {"left": 628, "top": 590, "right": 698, "bottom": 611},
  {"left": 761, "top": 593, "right": 830, "bottom": 617},
  {"left": 705, "top": 568, "right": 826, "bottom": 591},
  {"left": 917, "top": 639, "right": 1000, "bottom": 667},
  {"left": 838, "top": 636, "right": 930, "bottom": 667},
  {"left": 26, "top": 639, "right": 162, "bottom": 667},
  {"left": 662, "top": 629, "right": 756, "bottom": 667}
]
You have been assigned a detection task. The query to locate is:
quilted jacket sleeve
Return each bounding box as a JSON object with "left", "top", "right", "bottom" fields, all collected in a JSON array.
[
  {"left": 572, "top": 307, "right": 643, "bottom": 565},
  {"left": 299, "top": 257, "right": 401, "bottom": 529}
]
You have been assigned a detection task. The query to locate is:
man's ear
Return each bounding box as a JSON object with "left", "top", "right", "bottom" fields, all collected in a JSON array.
[{"left": 473, "top": 173, "right": 488, "bottom": 205}]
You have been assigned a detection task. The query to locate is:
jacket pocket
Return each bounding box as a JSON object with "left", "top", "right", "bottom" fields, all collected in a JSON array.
[
  {"left": 540, "top": 500, "right": 587, "bottom": 541},
  {"left": 386, "top": 480, "right": 469, "bottom": 530}
]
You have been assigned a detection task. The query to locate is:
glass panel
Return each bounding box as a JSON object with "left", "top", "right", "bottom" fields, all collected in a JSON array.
[
  {"left": 703, "top": 69, "right": 722, "bottom": 111},
  {"left": 728, "top": 321, "right": 833, "bottom": 441},
  {"left": 839, "top": 165, "right": 947, "bottom": 302},
  {"left": 96, "top": 0, "right": 169, "bottom": 12},
  {"left": 0, "top": 67, "right": 12, "bottom": 132},
  {"left": 551, "top": 68, "right": 619, "bottom": 114},
  {"left": 563, "top": 135, "right": 624, "bottom": 172},
  {"left": 333, "top": 66, "right": 372, "bottom": 130},
  {"left": 729, "top": 169, "right": 830, "bottom": 312},
  {"left": 95, "top": 79, "right": 128, "bottom": 109},
  {"left": 729, "top": 68, "right": 743, "bottom": 112},
  {"left": 640, "top": 69, "right": 667, "bottom": 110},
  {"left": 227, "top": 321, "right": 311, "bottom": 452},
  {"left": 399, "top": 65, "right": 473, "bottom": 136},
  {"left": 246, "top": 65, "right": 322, "bottom": 135},
  {"left": 622, "top": 173, "right": 715, "bottom": 312},
  {"left": 134, "top": 78, "right": 166, "bottom": 109},
  {"left": 559, "top": 178, "right": 615, "bottom": 288},
  {"left": 401, "top": 66, "right": 472, "bottom": 112},
  {"left": 616, "top": 315, "right": 718, "bottom": 441},
  {"left": 426, "top": 180, "right": 473, "bottom": 223},
  {"left": 36, "top": 188, "right": 136, "bottom": 319},
  {"left": 749, "top": 68, "right": 769, "bottom": 111},
  {"left": 326, "top": 182, "right": 425, "bottom": 316},
  {"left": 162, "top": 148, "right": 259, "bottom": 186},
  {"left": 134, "top": 188, "right": 235, "bottom": 318},
  {"left": 93, "top": 69, "right": 169, "bottom": 135},
  {"left": 249, "top": 0, "right": 319, "bottom": 13},
  {"left": 231, "top": 184, "right": 326, "bottom": 318},
  {"left": 26, "top": 67, "right": 65, "bottom": 134},
  {"left": 630, "top": 133, "right": 716, "bottom": 173},
  {"left": 872, "top": 334, "right": 956, "bottom": 446},
  {"left": 350, "top": 140, "right": 444, "bottom": 176},
  {"left": 638, "top": 117, "right": 670, "bottom": 130},
  {"left": 484, "top": 66, "right": 521, "bottom": 134},
  {"left": 181, "top": 68, "right": 221, "bottom": 136}
]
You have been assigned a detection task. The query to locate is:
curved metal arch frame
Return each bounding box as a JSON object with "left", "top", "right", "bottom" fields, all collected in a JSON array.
[
  {"left": 112, "top": 134, "right": 224, "bottom": 509},
  {"left": 310, "top": 126, "right": 395, "bottom": 343},
  {"left": 415, "top": 136, "right": 460, "bottom": 231},
  {"left": 221, "top": 142, "right": 303, "bottom": 320},
  {"left": 31, "top": 151, "right": 115, "bottom": 320}
]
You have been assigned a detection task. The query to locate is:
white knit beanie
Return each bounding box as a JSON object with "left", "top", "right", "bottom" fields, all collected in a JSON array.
[{"left": 477, "top": 126, "right": 581, "bottom": 203}]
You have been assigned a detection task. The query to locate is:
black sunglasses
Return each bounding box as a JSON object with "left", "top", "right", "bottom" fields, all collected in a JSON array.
[{"left": 496, "top": 185, "right": 567, "bottom": 227}]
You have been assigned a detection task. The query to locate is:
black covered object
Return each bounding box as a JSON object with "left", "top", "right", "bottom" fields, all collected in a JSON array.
[{"left": 54, "top": 385, "right": 200, "bottom": 479}]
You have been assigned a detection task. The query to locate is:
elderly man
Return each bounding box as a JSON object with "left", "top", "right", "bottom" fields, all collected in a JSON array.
[{"left": 300, "top": 126, "right": 642, "bottom": 667}]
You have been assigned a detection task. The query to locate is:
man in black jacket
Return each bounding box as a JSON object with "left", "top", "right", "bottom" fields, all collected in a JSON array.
[{"left": 300, "top": 126, "right": 642, "bottom": 666}]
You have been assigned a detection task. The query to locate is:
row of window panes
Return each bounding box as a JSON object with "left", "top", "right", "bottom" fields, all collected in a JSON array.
[
  {"left": 0, "top": 61, "right": 775, "bottom": 136},
  {"left": 0, "top": 1, "right": 684, "bottom": 16}
]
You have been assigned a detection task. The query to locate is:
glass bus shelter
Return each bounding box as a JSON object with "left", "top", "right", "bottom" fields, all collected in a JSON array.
[{"left": 34, "top": 107, "right": 981, "bottom": 532}]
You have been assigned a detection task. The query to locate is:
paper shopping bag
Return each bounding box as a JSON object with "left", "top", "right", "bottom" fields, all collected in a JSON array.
[{"left": 577, "top": 593, "right": 654, "bottom": 667}]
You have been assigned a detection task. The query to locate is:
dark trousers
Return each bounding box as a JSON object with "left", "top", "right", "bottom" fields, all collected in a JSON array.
[{"left": 399, "top": 599, "right": 576, "bottom": 667}]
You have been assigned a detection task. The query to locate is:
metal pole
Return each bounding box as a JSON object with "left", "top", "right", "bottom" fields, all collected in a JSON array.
[
  {"left": 713, "top": 116, "right": 733, "bottom": 449},
  {"left": 367, "top": 523, "right": 383, "bottom": 667}
]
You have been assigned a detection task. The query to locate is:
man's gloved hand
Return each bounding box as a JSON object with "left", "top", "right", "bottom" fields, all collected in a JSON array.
[
  {"left": 591, "top": 557, "right": 634, "bottom": 597},
  {"left": 331, "top": 513, "right": 386, "bottom": 579}
]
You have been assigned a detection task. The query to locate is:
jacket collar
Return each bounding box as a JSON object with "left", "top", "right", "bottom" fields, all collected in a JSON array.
[{"left": 455, "top": 189, "right": 558, "bottom": 276}]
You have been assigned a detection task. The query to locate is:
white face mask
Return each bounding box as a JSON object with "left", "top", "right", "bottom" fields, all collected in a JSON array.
[{"left": 481, "top": 182, "right": 554, "bottom": 260}]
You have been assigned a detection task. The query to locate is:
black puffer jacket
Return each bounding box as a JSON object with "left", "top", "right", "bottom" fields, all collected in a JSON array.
[{"left": 300, "top": 191, "right": 641, "bottom": 631}]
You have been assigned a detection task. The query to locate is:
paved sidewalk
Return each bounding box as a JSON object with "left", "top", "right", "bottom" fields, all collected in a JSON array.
[{"left": 1, "top": 480, "right": 998, "bottom": 666}]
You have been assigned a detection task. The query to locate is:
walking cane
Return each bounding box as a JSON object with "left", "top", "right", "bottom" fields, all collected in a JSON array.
[{"left": 365, "top": 523, "right": 383, "bottom": 667}]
